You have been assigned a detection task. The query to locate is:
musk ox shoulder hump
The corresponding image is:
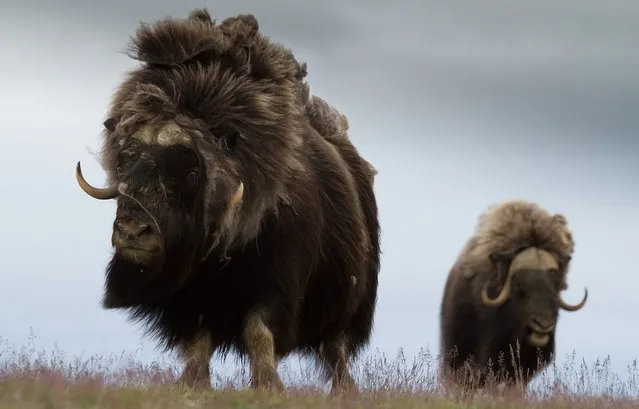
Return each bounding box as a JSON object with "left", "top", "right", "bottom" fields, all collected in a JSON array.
[
  {"left": 124, "top": 12, "right": 230, "bottom": 66},
  {"left": 124, "top": 8, "right": 298, "bottom": 83},
  {"left": 457, "top": 199, "right": 575, "bottom": 280}
]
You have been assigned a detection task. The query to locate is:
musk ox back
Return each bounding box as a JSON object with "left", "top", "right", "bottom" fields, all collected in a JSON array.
[
  {"left": 439, "top": 200, "right": 588, "bottom": 392},
  {"left": 75, "top": 9, "right": 380, "bottom": 394}
]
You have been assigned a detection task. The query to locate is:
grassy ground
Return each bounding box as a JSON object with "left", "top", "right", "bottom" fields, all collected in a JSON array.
[{"left": 1, "top": 335, "right": 638, "bottom": 408}]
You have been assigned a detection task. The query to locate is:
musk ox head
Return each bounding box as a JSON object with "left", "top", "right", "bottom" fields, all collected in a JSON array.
[
  {"left": 76, "top": 119, "right": 246, "bottom": 306},
  {"left": 480, "top": 247, "right": 587, "bottom": 348},
  {"left": 75, "top": 10, "right": 307, "bottom": 306}
]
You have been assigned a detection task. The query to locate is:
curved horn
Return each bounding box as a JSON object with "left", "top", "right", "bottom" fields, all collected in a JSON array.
[
  {"left": 229, "top": 181, "right": 244, "bottom": 208},
  {"left": 481, "top": 273, "right": 514, "bottom": 307},
  {"left": 559, "top": 287, "right": 588, "bottom": 311},
  {"left": 75, "top": 161, "right": 118, "bottom": 200}
]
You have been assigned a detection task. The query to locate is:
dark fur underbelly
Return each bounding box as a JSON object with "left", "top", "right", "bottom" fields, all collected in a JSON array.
[{"left": 122, "top": 247, "right": 370, "bottom": 358}]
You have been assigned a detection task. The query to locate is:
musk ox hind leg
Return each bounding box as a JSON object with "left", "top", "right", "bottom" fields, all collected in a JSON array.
[
  {"left": 320, "top": 334, "right": 358, "bottom": 395},
  {"left": 175, "top": 331, "right": 215, "bottom": 389},
  {"left": 243, "top": 310, "right": 286, "bottom": 393}
]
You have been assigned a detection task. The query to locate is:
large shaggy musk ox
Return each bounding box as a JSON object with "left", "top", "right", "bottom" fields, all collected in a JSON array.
[
  {"left": 439, "top": 200, "right": 588, "bottom": 392},
  {"left": 75, "top": 9, "right": 380, "bottom": 394}
]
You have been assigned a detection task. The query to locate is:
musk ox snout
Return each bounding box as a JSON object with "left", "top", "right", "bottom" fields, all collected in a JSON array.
[
  {"left": 527, "top": 315, "right": 557, "bottom": 347},
  {"left": 525, "top": 300, "right": 559, "bottom": 347},
  {"left": 111, "top": 217, "right": 161, "bottom": 264},
  {"left": 529, "top": 314, "right": 556, "bottom": 333}
]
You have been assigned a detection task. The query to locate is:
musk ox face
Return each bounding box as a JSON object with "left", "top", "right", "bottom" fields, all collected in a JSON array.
[
  {"left": 76, "top": 120, "right": 244, "bottom": 306},
  {"left": 480, "top": 247, "right": 588, "bottom": 348},
  {"left": 111, "top": 139, "right": 203, "bottom": 264}
]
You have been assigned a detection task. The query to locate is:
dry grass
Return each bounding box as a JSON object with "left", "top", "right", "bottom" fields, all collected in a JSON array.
[{"left": 1, "top": 331, "right": 638, "bottom": 408}]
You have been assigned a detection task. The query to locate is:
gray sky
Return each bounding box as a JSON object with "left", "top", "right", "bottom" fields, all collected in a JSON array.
[{"left": 1, "top": 0, "right": 637, "bottom": 384}]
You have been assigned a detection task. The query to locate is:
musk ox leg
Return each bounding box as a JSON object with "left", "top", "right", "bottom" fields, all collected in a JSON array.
[
  {"left": 243, "top": 311, "right": 285, "bottom": 393},
  {"left": 321, "top": 335, "right": 357, "bottom": 395},
  {"left": 175, "top": 331, "right": 214, "bottom": 389}
]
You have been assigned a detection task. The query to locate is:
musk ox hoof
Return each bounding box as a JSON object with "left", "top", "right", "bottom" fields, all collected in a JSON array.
[
  {"left": 250, "top": 372, "right": 286, "bottom": 394},
  {"left": 175, "top": 375, "right": 211, "bottom": 390},
  {"left": 175, "top": 366, "right": 211, "bottom": 390}
]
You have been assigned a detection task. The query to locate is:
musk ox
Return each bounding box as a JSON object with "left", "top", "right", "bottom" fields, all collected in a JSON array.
[
  {"left": 75, "top": 9, "right": 380, "bottom": 394},
  {"left": 439, "top": 200, "right": 587, "bottom": 392}
]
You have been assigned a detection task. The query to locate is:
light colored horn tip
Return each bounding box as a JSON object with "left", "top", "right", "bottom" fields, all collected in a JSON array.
[{"left": 229, "top": 181, "right": 245, "bottom": 207}]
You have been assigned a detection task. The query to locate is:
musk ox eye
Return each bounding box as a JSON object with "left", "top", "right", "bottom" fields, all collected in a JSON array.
[
  {"left": 120, "top": 151, "right": 140, "bottom": 164},
  {"left": 186, "top": 170, "right": 199, "bottom": 185}
]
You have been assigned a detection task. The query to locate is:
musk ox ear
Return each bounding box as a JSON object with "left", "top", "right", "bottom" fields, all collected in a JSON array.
[{"left": 103, "top": 116, "right": 121, "bottom": 132}]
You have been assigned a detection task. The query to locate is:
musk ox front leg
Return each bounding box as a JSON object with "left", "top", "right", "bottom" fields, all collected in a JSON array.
[
  {"left": 175, "top": 331, "right": 214, "bottom": 389},
  {"left": 243, "top": 310, "right": 285, "bottom": 392},
  {"left": 321, "top": 334, "right": 357, "bottom": 395}
]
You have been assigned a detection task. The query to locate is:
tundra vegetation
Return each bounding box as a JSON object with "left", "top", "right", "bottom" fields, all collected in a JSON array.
[{"left": 1, "top": 332, "right": 638, "bottom": 409}]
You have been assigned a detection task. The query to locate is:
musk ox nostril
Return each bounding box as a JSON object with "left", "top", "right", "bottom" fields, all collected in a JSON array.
[
  {"left": 532, "top": 316, "right": 555, "bottom": 331},
  {"left": 116, "top": 220, "right": 150, "bottom": 238}
]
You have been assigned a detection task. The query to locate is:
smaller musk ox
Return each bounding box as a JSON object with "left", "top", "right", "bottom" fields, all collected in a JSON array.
[
  {"left": 75, "top": 9, "right": 380, "bottom": 394},
  {"left": 439, "top": 200, "right": 588, "bottom": 391}
]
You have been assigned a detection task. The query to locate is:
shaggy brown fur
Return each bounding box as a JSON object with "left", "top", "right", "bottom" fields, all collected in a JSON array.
[
  {"left": 301, "top": 92, "right": 377, "bottom": 183},
  {"left": 75, "top": 9, "right": 380, "bottom": 394},
  {"left": 295, "top": 77, "right": 377, "bottom": 183},
  {"left": 439, "top": 200, "right": 587, "bottom": 393}
]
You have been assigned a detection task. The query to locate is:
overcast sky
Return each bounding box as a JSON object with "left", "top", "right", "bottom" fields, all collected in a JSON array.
[{"left": 1, "top": 0, "right": 637, "bottom": 387}]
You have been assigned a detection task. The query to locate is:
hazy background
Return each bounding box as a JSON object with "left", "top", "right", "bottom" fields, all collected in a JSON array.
[{"left": 1, "top": 0, "right": 637, "bottom": 390}]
